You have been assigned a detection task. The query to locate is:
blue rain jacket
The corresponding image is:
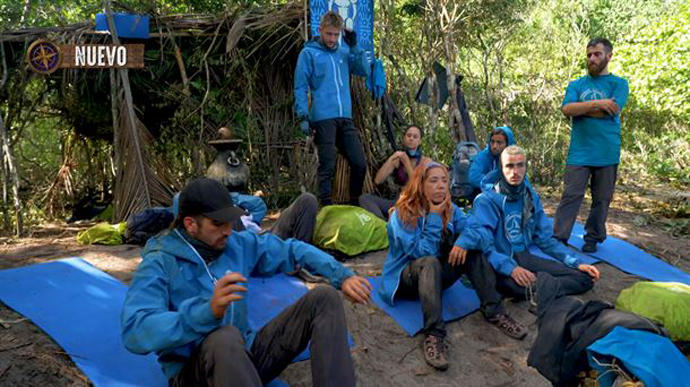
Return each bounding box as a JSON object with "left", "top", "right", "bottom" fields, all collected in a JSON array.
[
  {"left": 294, "top": 37, "right": 370, "bottom": 122},
  {"left": 468, "top": 126, "right": 516, "bottom": 189},
  {"left": 121, "top": 229, "right": 354, "bottom": 379},
  {"left": 378, "top": 205, "right": 468, "bottom": 305},
  {"left": 456, "top": 170, "right": 580, "bottom": 276}
]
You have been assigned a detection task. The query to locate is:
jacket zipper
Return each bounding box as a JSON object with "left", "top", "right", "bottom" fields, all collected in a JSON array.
[
  {"left": 329, "top": 54, "right": 343, "bottom": 117},
  {"left": 174, "top": 229, "right": 234, "bottom": 325}
]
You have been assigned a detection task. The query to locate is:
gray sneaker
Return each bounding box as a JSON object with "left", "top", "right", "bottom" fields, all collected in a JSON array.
[
  {"left": 423, "top": 335, "right": 449, "bottom": 371},
  {"left": 488, "top": 313, "right": 527, "bottom": 340}
]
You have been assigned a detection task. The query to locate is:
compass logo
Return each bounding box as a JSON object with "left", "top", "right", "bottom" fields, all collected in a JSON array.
[{"left": 26, "top": 40, "right": 61, "bottom": 74}]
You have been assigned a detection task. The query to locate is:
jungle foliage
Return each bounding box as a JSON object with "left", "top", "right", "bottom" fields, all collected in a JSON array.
[{"left": 0, "top": 0, "right": 687, "bottom": 234}]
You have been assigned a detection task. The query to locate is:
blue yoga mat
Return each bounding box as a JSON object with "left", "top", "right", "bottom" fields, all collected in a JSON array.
[
  {"left": 529, "top": 245, "right": 599, "bottom": 265},
  {"left": 0, "top": 258, "right": 316, "bottom": 386},
  {"left": 567, "top": 222, "right": 690, "bottom": 285},
  {"left": 368, "top": 276, "right": 480, "bottom": 336}
]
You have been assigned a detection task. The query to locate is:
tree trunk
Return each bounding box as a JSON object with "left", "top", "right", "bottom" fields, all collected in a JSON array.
[
  {"left": 0, "top": 113, "right": 22, "bottom": 236},
  {"left": 0, "top": 134, "right": 8, "bottom": 231}
]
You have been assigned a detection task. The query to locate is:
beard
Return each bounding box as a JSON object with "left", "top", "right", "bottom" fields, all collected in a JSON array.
[{"left": 588, "top": 57, "right": 609, "bottom": 76}]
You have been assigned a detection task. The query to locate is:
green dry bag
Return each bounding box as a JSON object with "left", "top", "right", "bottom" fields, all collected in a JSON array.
[
  {"left": 76, "top": 222, "right": 127, "bottom": 245},
  {"left": 313, "top": 205, "right": 388, "bottom": 257},
  {"left": 616, "top": 281, "right": 690, "bottom": 341}
]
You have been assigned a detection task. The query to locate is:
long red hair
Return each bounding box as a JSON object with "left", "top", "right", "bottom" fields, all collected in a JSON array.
[{"left": 394, "top": 160, "right": 452, "bottom": 230}]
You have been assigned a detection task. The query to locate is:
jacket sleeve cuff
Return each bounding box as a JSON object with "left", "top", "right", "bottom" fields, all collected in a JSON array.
[
  {"left": 563, "top": 255, "right": 581, "bottom": 269},
  {"left": 179, "top": 296, "right": 219, "bottom": 333},
  {"left": 490, "top": 251, "right": 517, "bottom": 277},
  {"left": 332, "top": 267, "right": 356, "bottom": 289}
]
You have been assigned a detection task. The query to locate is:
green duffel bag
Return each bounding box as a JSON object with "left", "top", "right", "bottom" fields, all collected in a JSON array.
[
  {"left": 313, "top": 205, "right": 388, "bottom": 257},
  {"left": 615, "top": 281, "right": 690, "bottom": 341}
]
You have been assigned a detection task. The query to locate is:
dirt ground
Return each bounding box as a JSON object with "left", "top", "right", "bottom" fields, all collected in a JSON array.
[{"left": 0, "top": 184, "right": 688, "bottom": 386}]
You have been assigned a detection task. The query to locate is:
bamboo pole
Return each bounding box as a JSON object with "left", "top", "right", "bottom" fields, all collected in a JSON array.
[{"left": 105, "top": 0, "right": 152, "bottom": 215}]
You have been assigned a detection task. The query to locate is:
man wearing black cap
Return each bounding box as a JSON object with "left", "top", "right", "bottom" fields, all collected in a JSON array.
[{"left": 121, "top": 178, "right": 372, "bottom": 386}]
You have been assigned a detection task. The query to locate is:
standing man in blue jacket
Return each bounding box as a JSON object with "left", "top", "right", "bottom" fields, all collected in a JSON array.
[
  {"left": 294, "top": 11, "right": 371, "bottom": 205},
  {"left": 122, "top": 178, "right": 372, "bottom": 386},
  {"left": 553, "top": 37, "right": 629, "bottom": 253},
  {"left": 468, "top": 126, "right": 516, "bottom": 190},
  {"left": 455, "top": 146, "right": 600, "bottom": 304}
]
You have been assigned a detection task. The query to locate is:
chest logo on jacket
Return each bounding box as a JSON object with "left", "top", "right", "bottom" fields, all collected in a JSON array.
[{"left": 504, "top": 213, "right": 523, "bottom": 243}]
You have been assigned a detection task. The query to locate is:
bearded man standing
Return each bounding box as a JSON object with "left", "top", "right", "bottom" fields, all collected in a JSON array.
[{"left": 553, "top": 38, "right": 629, "bottom": 253}]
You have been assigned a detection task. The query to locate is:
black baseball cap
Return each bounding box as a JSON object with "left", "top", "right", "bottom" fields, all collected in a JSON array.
[{"left": 178, "top": 178, "right": 244, "bottom": 223}]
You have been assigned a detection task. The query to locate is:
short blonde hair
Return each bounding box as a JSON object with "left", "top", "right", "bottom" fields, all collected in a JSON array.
[
  {"left": 320, "top": 11, "right": 344, "bottom": 29},
  {"left": 501, "top": 145, "right": 526, "bottom": 165}
]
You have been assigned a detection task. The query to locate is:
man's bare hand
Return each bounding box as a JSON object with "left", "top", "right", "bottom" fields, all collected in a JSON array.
[
  {"left": 210, "top": 272, "right": 247, "bottom": 319},
  {"left": 510, "top": 266, "right": 536, "bottom": 287},
  {"left": 342, "top": 276, "right": 372, "bottom": 304},
  {"left": 578, "top": 264, "right": 601, "bottom": 281},
  {"left": 595, "top": 99, "right": 620, "bottom": 115},
  {"left": 449, "top": 245, "right": 467, "bottom": 266}
]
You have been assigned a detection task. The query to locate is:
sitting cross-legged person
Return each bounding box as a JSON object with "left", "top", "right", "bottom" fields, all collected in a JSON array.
[
  {"left": 378, "top": 161, "right": 526, "bottom": 371},
  {"left": 122, "top": 178, "right": 372, "bottom": 387},
  {"left": 359, "top": 124, "right": 430, "bottom": 220},
  {"left": 455, "top": 145, "right": 600, "bottom": 309}
]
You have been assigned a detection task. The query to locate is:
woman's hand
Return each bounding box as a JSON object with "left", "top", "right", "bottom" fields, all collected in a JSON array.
[{"left": 429, "top": 194, "right": 449, "bottom": 214}]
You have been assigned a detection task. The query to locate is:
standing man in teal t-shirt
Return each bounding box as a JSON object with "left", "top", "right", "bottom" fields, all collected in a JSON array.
[{"left": 554, "top": 37, "right": 629, "bottom": 253}]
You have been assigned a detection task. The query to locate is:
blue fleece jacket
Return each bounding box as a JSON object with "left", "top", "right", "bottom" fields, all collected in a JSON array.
[
  {"left": 378, "top": 205, "right": 468, "bottom": 305},
  {"left": 456, "top": 170, "right": 581, "bottom": 276},
  {"left": 468, "top": 126, "right": 516, "bottom": 189},
  {"left": 294, "top": 37, "right": 370, "bottom": 122},
  {"left": 121, "top": 229, "right": 354, "bottom": 379}
]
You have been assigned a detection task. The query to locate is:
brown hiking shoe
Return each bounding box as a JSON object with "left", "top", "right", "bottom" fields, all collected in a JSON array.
[
  {"left": 423, "top": 334, "right": 449, "bottom": 371},
  {"left": 488, "top": 313, "right": 527, "bottom": 340}
]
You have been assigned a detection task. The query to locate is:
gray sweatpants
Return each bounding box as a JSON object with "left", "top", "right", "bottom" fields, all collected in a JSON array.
[{"left": 553, "top": 165, "right": 618, "bottom": 244}]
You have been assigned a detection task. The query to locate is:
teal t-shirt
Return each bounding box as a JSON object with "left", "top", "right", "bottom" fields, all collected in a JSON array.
[{"left": 562, "top": 74, "right": 629, "bottom": 166}]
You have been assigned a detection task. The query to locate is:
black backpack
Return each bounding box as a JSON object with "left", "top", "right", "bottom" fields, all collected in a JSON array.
[
  {"left": 124, "top": 208, "right": 175, "bottom": 245},
  {"left": 450, "top": 141, "right": 480, "bottom": 201}
]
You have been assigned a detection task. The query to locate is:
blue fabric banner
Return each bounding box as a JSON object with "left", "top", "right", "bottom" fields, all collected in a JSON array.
[{"left": 310, "top": 0, "right": 374, "bottom": 59}]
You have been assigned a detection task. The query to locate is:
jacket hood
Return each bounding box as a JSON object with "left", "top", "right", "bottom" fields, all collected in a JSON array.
[
  {"left": 486, "top": 126, "right": 516, "bottom": 149},
  {"left": 142, "top": 229, "right": 200, "bottom": 264}
]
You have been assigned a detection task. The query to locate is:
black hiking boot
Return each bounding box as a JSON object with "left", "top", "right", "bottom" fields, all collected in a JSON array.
[
  {"left": 488, "top": 313, "right": 527, "bottom": 340},
  {"left": 423, "top": 335, "right": 449, "bottom": 371},
  {"left": 582, "top": 241, "right": 597, "bottom": 253}
]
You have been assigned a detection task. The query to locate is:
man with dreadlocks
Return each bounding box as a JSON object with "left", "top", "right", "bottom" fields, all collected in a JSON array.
[{"left": 455, "top": 145, "right": 600, "bottom": 310}]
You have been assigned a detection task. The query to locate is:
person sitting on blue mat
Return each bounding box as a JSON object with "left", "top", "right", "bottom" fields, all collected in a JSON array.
[
  {"left": 359, "top": 124, "right": 431, "bottom": 220},
  {"left": 122, "top": 178, "right": 372, "bottom": 387},
  {"left": 379, "top": 161, "right": 526, "bottom": 371},
  {"left": 455, "top": 145, "right": 601, "bottom": 308},
  {"left": 468, "top": 125, "right": 516, "bottom": 190}
]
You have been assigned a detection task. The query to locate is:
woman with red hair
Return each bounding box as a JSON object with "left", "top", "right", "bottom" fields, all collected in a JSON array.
[{"left": 378, "top": 161, "right": 526, "bottom": 371}]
